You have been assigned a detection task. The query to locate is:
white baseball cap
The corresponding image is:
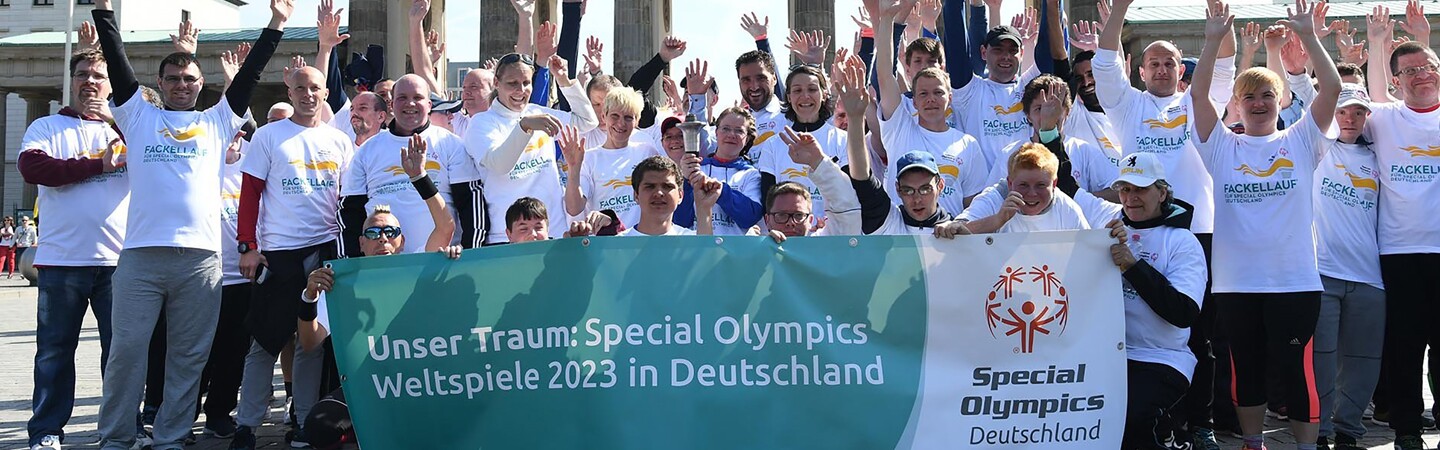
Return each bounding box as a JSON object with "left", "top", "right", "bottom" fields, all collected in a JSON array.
[
  {"left": 1336, "top": 83, "right": 1371, "bottom": 111},
  {"left": 1112, "top": 152, "right": 1166, "bottom": 188}
]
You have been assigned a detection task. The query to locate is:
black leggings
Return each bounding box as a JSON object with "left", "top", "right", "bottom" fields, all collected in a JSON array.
[
  {"left": 1125, "top": 360, "right": 1190, "bottom": 449},
  {"left": 1381, "top": 253, "right": 1440, "bottom": 435},
  {"left": 1218, "top": 292, "right": 1321, "bottom": 423}
]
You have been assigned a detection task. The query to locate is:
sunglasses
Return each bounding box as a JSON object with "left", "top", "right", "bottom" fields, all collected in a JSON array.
[
  {"left": 362, "top": 225, "right": 402, "bottom": 240},
  {"left": 498, "top": 52, "right": 536, "bottom": 67}
]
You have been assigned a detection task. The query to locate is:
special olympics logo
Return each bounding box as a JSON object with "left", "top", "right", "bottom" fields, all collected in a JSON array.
[{"left": 986, "top": 265, "right": 1070, "bottom": 354}]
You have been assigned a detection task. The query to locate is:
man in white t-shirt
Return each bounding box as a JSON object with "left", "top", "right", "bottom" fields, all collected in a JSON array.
[
  {"left": 232, "top": 66, "right": 353, "bottom": 448},
  {"left": 340, "top": 74, "right": 486, "bottom": 256},
  {"left": 955, "top": 143, "right": 1089, "bottom": 234},
  {"left": 1096, "top": 0, "right": 1236, "bottom": 441},
  {"left": 16, "top": 49, "right": 129, "bottom": 450},
  {"left": 949, "top": 24, "right": 1043, "bottom": 167},
  {"left": 614, "top": 156, "right": 720, "bottom": 236},
  {"left": 734, "top": 50, "right": 785, "bottom": 162},
  {"left": 90, "top": 0, "right": 291, "bottom": 447}
]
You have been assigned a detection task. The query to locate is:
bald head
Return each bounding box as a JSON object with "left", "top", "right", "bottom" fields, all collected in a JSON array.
[
  {"left": 462, "top": 69, "right": 495, "bottom": 114},
  {"left": 267, "top": 102, "right": 293, "bottom": 123},
  {"left": 392, "top": 74, "right": 432, "bottom": 132},
  {"left": 1139, "top": 40, "right": 1184, "bottom": 97},
  {"left": 285, "top": 66, "right": 329, "bottom": 122}
]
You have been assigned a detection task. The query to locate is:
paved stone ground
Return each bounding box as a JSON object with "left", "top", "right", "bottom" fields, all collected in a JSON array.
[{"left": 0, "top": 277, "right": 1435, "bottom": 449}]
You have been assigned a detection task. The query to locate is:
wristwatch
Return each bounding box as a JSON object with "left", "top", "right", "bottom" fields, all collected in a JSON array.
[{"left": 238, "top": 242, "right": 254, "bottom": 254}]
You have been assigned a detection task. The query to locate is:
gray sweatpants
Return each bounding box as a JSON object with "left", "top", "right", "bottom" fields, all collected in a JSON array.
[
  {"left": 1315, "top": 275, "right": 1386, "bottom": 439},
  {"left": 236, "top": 337, "right": 322, "bottom": 428},
  {"left": 98, "top": 247, "right": 222, "bottom": 450}
]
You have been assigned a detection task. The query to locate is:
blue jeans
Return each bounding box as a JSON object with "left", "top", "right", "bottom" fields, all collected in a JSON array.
[{"left": 28, "top": 266, "right": 116, "bottom": 446}]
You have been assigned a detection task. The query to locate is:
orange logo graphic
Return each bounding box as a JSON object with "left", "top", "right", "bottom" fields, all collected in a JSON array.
[
  {"left": 780, "top": 168, "right": 809, "bottom": 179},
  {"left": 752, "top": 131, "right": 776, "bottom": 146},
  {"left": 1335, "top": 164, "right": 1378, "bottom": 191},
  {"left": 987, "top": 265, "right": 1070, "bottom": 354},
  {"left": 158, "top": 126, "right": 206, "bottom": 141},
  {"left": 220, "top": 191, "right": 241, "bottom": 200},
  {"left": 1142, "top": 115, "right": 1188, "bottom": 129},
  {"left": 525, "top": 135, "right": 553, "bottom": 153},
  {"left": 290, "top": 159, "right": 341, "bottom": 173},
  {"left": 992, "top": 102, "right": 1024, "bottom": 115},
  {"left": 1234, "top": 158, "right": 1294, "bottom": 178},
  {"left": 1401, "top": 145, "right": 1440, "bottom": 158},
  {"left": 1098, "top": 137, "right": 1117, "bottom": 150},
  {"left": 78, "top": 143, "right": 127, "bottom": 159},
  {"left": 601, "top": 177, "right": 632, "bottom": 189},
  {"left": 938, "top": 165, "right": 961, "bottom": 179}
]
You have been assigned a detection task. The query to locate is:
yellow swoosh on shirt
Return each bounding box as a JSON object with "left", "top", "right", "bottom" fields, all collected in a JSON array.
[
  {"left": 1234, "top": 158, "right": 1294, "bottom": 178},
  {"left": 601, "top": 177, "right": 632, "bottom": 188},
  {"left": 752, "top": 131, "right": 776, "bottom": 146},
  {"left": 992, "top": 102, "right": 1024, "bottom": 115},
  {"left": 938, "top": 165, "right": 961, "bottom": 179},
  {"left": 220, "top": 191, "right": 241, "bottom": 200},
  {"left": 159, "top": 126, "right": 206, "bottom": 141},
  {"left": 1401, "top": 145, "right": 1440, "bottom": 157},
  {"left": 289, "top": 159, "right": 341, "bottom": 173},
  {"left": 524, "top": 134, "right": 553, "bottom": 153},
  {"left": 1142, "top": 115, "right": 1188, "bottom": 129},
  {"left": 384, "top": 165, "right": 408, "bottom": 176},
  {"left": 1098, "top": 137, "right": 1117, "bottom": 150},
  {"left": 780, "top": 168, "right": 808, "bottom": 179},
  {"left": 1336, "top": 164, "right": 1379, "bottom": 191}
]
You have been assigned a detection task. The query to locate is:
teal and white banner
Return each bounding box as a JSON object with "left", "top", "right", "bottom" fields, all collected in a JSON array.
[{"left": 324, "top": 231, "right": 1126, "bottom": 449}]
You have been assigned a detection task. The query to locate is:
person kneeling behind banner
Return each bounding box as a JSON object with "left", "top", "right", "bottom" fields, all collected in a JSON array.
[{"left": 295, "top": 135, "right": 463, "bottom": 449}]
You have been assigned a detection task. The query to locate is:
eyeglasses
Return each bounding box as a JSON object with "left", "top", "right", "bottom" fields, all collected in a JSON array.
[
  {"left": 361, "top": 225, "right": 402, "bottom": 240},
  {"left": 161, "top": 75, "right": 201, "bottom": 85},
  {"left": 897, "top": 185, "right": 936, "bottom": 197},
  {"left": 768, "top": 211, "right": 811, "bottom": 224},
  {"left": 717, "top": 126, "right": 748, "bottom": 136},
  {"left": 498, "top": 52, "right": 535, "bottom": 67},
  {"left": 1397, "top": 63, "right": 1439, "bottom": 78}
]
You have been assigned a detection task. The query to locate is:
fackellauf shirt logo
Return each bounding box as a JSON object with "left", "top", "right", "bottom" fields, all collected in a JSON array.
[{"left": 986, "top": 265, "right": 1071, "bottom": 354}]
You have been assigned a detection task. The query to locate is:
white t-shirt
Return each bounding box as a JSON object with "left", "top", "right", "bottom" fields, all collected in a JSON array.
[
  {"left": 1073, "top": 189, "right": 1124, "bottom": 229},
  {"left": 617, "top": 224, "right": 695, "bottom": 236},
  {"left": 984, "top": 137, "right": 1119, "bottom": 194},
  {"left": 748, "top": 97, "right": 786, "bottom": 164},
  {"left": 329, "top": 101, "right": 357, "bottom": 143},
  {"left": 575, "top": 142, "right": 662, "bottom": 228},
  {"left": 1093, "top": 49, "right": 1236, "bottom": 234},
  {"left": 880, "top": 100, "right": 990, "bottom": 214},
  {"left": 1314, "top": 140, "right": 1383, "bottom": 289},
  {"left": 1366, "top": 102, "right": 1440, "bottom": 254},
  {"left": 951, "top": 68, "right": 1041, "bottom": 167},
  {"left": 699, "top": 162, "right": 763, "bottom": 236},
  {"left": 240, "top": 119, "right": 353, "bottom": 251},
  {"left": 342, "top": 126, "right": 481, "bottom": 254},
  {"left": 958, "top": 182, "right": 1090, "bottom": 233},
  {"left": 1196, "top": 115, "right": 1327, "bottom": 293},
  {"left": 464, "top": 84, "right": 597, "bottom": 244},
  {"left": 220, "top": 157, "right": 248, "bottom": 286},
  {"left": 756, "top": 122, "right": 850, "bottom": 221},
  {"left": 20, "top": 113, "right": 128, "bottom": 266},
  {"left": 867, "top": 207, "right": 945, "bottom": 236},
  {"left": 1121, "top": 222, "right": 1208, "bottom": 381},
  {"left": 1064, "top": 107, "right": 1124, "bottom": 165},
  {"left": 110, "top": 95, "right": 248, "bottom": 252}
]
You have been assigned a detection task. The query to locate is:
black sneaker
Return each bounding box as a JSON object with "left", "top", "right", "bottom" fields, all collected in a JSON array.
[
  {"left": 1333, "top": 432, "right": 1363, "bottom": 450},
  {"left": 184, "top": 431, "right": 197, "bottom": 445},
  {"left": 228, "top": 425, "right": 256, "bottom": 450},
  {"left": 204, "top": 416, "right": 237, "bottom": 439},
  {"left": 286, "top": 428, "right": 311, "bottom": 448},
  {"left": 1316, "top": 435, "right": 1330, "bottom": 450},
  {"left": 1396, "top": 434, "right": 1426, "bottom": 450}
]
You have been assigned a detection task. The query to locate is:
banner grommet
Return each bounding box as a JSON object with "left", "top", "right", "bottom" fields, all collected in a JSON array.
[
  {"left": 985, "top": 237, "right": 994, "bottom": 245},
  {"left": 582, "top": 238, "right": 591, "bottom": 247},
  {"left": 848, "top": 238, "right": 858, "bottom": 247}
]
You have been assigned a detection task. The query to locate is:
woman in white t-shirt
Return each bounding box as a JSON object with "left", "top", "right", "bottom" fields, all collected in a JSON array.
[
  {"left": 562, "top": 87, "right": 661, "bottom": 229},
  {"left": 756, "top": 64, "right": 850, "bottom": 223},
  {"left": 951, "top": 143, "right": 1088, "bottom": 234},
  {"left": 0, "top": 217, "right": 16, "bottom": 278},
  {"left": 1188, "top": 2, "right": 1341, "bottom": 447},
  {"left": 984, "top": 75, "right": 1119, "bottom": 201}
]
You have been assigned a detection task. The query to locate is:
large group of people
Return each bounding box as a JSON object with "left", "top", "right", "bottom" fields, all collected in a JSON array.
[{"left": 16, "top": 0, "right": 1440, "bottom": 449}]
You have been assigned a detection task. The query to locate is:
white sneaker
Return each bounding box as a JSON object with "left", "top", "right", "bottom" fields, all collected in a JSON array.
[
  {"left": 30, "top": 435, "right": 61, "bottom": 450},
  {"left": 129, "top": 432, "right": 152, "bottom": 450}
]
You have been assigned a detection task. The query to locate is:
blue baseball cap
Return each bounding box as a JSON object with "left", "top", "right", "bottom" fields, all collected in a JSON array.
[
  {"left": 896, "top": 151, "right": 940, "bottom": 176},
  {"left": 1181, "top": 57, "right": 1198, "bottom": 80}
]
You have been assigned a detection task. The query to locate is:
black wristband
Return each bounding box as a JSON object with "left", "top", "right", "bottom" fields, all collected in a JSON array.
[
  {"left": 411, "top": 174, "right": 440, "bottom": 200},
  {"left": 299, "top": 299, "right": 318, "bottom": 322}
]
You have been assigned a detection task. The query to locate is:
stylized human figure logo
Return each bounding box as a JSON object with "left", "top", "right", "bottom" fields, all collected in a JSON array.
[{"left": 986, "top": 265, "right": 1070, "bottom": 354}]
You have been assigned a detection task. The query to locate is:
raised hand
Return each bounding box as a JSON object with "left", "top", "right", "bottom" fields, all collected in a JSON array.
[
  {"left": 170, "top": 20, "right": 199, "bottom": 55},
  {"left": 584, "top": 36, "right": 604, "bottom": 74},
  {"left": 536, "top": 21, "right": 559, "bottom": 62},
  {"left": 78, "top": 21, "right": 99, "bottom": 51},
  {"left": 1276, "top": 0, "right": 1317, "bottom": 36},
  {"left": 269, "top": 0, "right": 295, "bottom": 29},
  {"left": 835, "top": 55, "right": 871, "bottom": 123},
  {"left": 482, "top": 57, "right": 500, "bottom": 71},
  {"left": 400, "top": 134, "right": 429, "bottom": 179},
  {"left": 661, "top": 75, "right": 682, "bottom": 113},
  {"left": 1398, "top": 0, "right": 1430, "bottom": 39},
  {"left": 1013, "top": 7, "right": 1041, "bottom": 48},
  {"left": 317, "top": 0, "right": 349, "bottom": 49},
  {"left": 916, "top": 0, "right": 942, "bottom": 26},
  {"left": 220, "top": 42, "right": 251, "bottom": 84},
  {"left": 1204, "top": 1, "right": 1234, "bottom": 41},
  {"left": 1097, "top": 0, "right": 1113, "bottom": 29},
  {"left": 983, "top": 0, "right": 1004, "bottom": 13},
  {"left": 695, "top": 177, "right": 724, "bottom": 211},
  {"left": 520, "top": 114, "right": 563, "bottom": 136},
  {"left": 1240, "top": 21, "right": 1263, "bottom": 55},
  {"left": 1336, "top": 26, "right": 1368, "bottom": 65},
  {"left": 282, "top": 54, "right": 308, "bottom": 80},
  {"left": 1034, "top": 87, "right": 1064, "bottom": 128},
  {"left": 548, "top": 54, "right": 573, "bottom": 86},
  {"left": 1310, "top": 2, "right": 1334, "bottom": 37},
  {"left": 786, "top": 30, "right": 831, "bottom": 66},
  {"left": 685, "top": 59, "right": 711, "bottom": 95},
  {"left": 558, "top": 125, "right": 586, "bottom": 170},
  {"left": 510, "top": 0, "right": 535, "bottom": 18},
  {"left": 1263, "top": 24, "right": 1289, "bottom": 50},
  {"left": 1280, "top": 32, "right": 1309, "bottom": 74},
  {"left": 1069, "top": 20, "right": 1101, "bottom": 52},
  {"left": 740, "top": 12, "right": 769, "bottom": 40},
  {"left": 851, "top": 6, "right": 873, "bottom": 32},
  {"left": 779, "top": 126, "right": 825, "bottom": 169},
  {"left": 101, "top": 137, "right": 126, "bottom": 173},
  {"left": 1365, "top": 5, "right": 1395, "bottom": 44},
  {"left": 427, "top": 30, "right": 446, "bottom": 65},
  {"left": 658, "top": 36, "right": 687, "bottom": 62}
]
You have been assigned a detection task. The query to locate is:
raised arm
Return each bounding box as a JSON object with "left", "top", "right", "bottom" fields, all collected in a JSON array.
[
  {"left": 1238, "top": 22, "right": 1261, "bottom": 72},
  {"left": 90, "top": 0, "right": 139, "bottom": 106},
  {"left": 225, "top": 0, "right": 291, "bottom": 118},
  {"left": 558, "top": 0, "right": 585, "bottom": 74},
  {"left": 943, "top": 0, "right": 982, "bottom": 88},
  {"left": 560, "top": 126, "right": 588, "bottom": 217},
  {"left": 1365, "top": 6, "right": 1400, "bottom": 102},
  {"left": 1043, "top": 0, "right": 1068, "bottom": 63},
  {"left": 408, "top": 0, "right": 444, "bottom": 95},
  {"left": 1190, "top": 1, "right": 1233, "bottom": 144},
  {"left": 1279, "top": 0, "right": 1339, "bottom": 133},
  {"left": 1398, "top": 0, "right": 1431, "bottom": 47},
  {"left": 1099, "top": 0, "right": 1127, "bottom": 52},
  {"left": 316, "top": 0, "right": 350, "bottom": 113},
  {"left": 513, "top": 0, "right": 537, "bottom": 57},
  {"left": 400, "top": 136, "right": 456, "bottom": 252},
  {"left": 875, "top": 0, "right": 916, "bottom": 120}
]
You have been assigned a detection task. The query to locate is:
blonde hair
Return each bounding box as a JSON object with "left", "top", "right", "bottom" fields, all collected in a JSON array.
[
  {"left": 603, "top": 87, "right": 645, "bottom": 117},
  {"left": 1233, "top": 67, "right": 1284, "bottom": 99},
  {"left": 910, "top": 67, "right": 952, "bottom": 93},
  {"left": 366, "top": 204, "right": 395, "bottom": 227},
  {"left": 1008, "top": 143, "right": 1059, "bottom": 178}
]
